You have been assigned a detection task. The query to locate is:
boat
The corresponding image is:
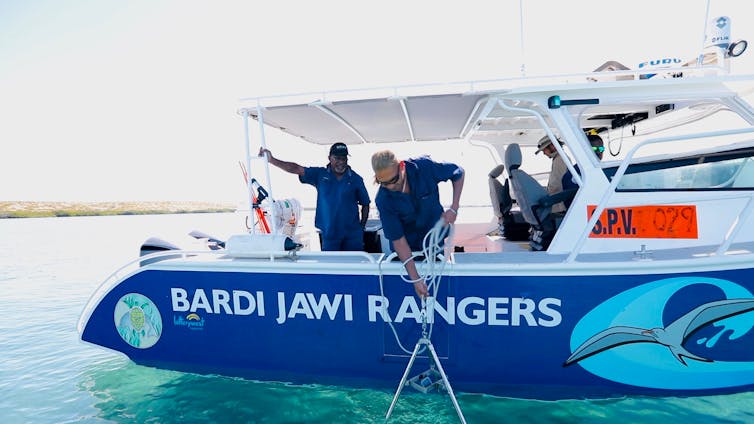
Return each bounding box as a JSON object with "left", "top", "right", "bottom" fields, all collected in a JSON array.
[{"left": 79, "top": 16, "right": 754, "bottom": 402}]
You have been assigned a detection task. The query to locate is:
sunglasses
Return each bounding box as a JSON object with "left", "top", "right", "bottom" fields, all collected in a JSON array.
[
  {"left": 376, "top": 171, "right": 400, "bottom": 187},
  {"left": 592, "top": 146, "right": 605, "bottom": 153}
]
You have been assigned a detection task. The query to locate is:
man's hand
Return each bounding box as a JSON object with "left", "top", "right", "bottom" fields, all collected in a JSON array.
[
  {"left": 442, "top": 207, "right": 458, "bottom": 224},
  {"left": 414, "top": 280, "right": 428, "bottom": 298}
]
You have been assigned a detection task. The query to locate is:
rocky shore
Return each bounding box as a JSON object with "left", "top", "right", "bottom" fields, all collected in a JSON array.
[{"left": 0, "top": 201, "right": 236, "bottom": 218}]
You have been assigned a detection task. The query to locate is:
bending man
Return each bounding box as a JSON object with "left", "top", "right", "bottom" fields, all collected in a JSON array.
[{"left": 371, "top": 150, "right": 464, "bottom": 297}]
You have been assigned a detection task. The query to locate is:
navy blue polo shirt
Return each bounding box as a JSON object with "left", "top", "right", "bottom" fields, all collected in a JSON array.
[
  {"left": 375, "top": 157, "right": 463, "bottom": 251},
  {"left": 300, "top": 166, "right": 370, "bottom": 241},
  {"left": 561, "top": 165, "right": 580, "bottom": 191}
]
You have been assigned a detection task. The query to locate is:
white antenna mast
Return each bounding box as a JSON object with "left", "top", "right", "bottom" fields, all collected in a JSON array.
[
  {"left": 519, "top": 0, "right": 526, "bottom": 76},
  {"left": 696, "top": 0, "right": 712, "bottom": 66}
]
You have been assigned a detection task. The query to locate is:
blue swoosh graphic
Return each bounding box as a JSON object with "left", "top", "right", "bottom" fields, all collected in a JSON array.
[{"left": 570, "top": 277, "right": 754, "bottom": 389}]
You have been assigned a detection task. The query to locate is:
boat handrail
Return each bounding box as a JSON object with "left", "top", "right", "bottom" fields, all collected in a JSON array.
[
  {"left": 496, "top": 98, "right": 583, "bottom": 186},
  {"left": 77, "top": 248, "right": 383, "bottom": 335},
  {"left": 77, "top": 249, "right": 226, "bottom": 335},
  {"left": 267, "top": 250, "right": 379, "bottom": 263},
  {"left": 716, "top": 195, "right": 754, "bottom": 256},
  {"left": 566, "top": 126, "right": 754, "bottom": 263}
]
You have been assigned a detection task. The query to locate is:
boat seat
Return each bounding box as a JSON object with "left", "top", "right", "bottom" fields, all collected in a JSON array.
[
  {"left": 488, "top": 164, "right": 530, "bottom": 241},
  {"left": 504, "top": 143, "right": 575, "bottom": 251}
]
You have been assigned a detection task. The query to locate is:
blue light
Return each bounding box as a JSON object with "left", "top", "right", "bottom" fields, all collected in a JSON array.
[{"left": 548, "top": 96, "right": 561, "bottom": 109}]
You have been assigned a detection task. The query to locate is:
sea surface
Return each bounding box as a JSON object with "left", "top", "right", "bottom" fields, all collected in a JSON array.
[{"left": 1, "top": 213, "right": 753, "bottom": 423}]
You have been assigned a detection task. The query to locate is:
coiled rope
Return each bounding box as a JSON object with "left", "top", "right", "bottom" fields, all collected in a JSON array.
[{"left": 378, "top": 218, "right": 455, "bottom": 355}]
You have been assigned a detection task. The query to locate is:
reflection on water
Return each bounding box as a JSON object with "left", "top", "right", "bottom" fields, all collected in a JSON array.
[
  {"left": 76, "top": 356, "right": 754, "bottom": 423},
  {"left": 80, "top": 360, "right": 400, "bottom": 423}
]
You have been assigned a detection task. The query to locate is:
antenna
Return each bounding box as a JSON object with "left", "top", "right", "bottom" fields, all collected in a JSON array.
[
  {"left": 519, "top": 0, "right": 526, "bottom": 77},
  {"left": 696, "top": 0, "right": 712, "bottom": 66}
]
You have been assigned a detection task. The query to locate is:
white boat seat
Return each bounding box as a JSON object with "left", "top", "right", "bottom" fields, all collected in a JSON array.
[
  {"left": 488, "top": 164, "right": 510, "bottom": 217},
  {"left": 504, "top": 143, "right": 575, "bottom": 250},
  {"left": 488, "top": 164, "right": 530, "bottom": 241}
]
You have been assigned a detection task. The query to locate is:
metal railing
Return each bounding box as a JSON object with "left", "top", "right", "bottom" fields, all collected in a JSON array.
[
  {"left": 566, "top": 127, "right": 754, "bottom": 262},
  {"left": 77, "top": 250, "right": 226, "bottom": 335},
  {"left": 77, "top": 247, "right": 383, "bottom": 336}
]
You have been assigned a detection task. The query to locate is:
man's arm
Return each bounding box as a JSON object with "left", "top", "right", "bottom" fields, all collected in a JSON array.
[
  {"left": 393, "top": 236, "right": 428, "bottom": 298},
  {"left": 360, "top": 204, "right": 369, "bottom": 228},
  {"left": 259, "top": 148, "right": 305, "bottom": 176},
  {"left": 356, "top": 180, "right": 371, "bottom": 228},
  {"left": 442, "top": 171, "right": 465, "bottom": 224}
]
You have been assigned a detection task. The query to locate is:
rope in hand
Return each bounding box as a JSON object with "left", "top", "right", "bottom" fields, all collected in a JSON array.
[{"left": 378, "top": 218, "right": 455, "bottom": 355}]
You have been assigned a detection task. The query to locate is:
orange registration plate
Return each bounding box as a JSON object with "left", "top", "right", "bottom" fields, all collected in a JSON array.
[{"left": 587, "top": 205, "right": 698, "bottom": 239}]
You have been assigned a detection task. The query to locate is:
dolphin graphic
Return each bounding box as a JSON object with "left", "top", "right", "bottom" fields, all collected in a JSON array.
[{"left": 564, "top": 298, "right": 754, "bottom": 367}]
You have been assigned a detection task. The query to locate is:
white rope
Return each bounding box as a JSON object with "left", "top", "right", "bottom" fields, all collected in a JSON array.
[{"left": 378, "top": 218, "right": 455, "bottom": 355}]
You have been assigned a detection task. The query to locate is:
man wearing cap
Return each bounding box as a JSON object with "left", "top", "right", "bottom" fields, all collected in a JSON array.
[
  {"left": 535, "top": 136, "right": 568, "bottom": 213},
  {"left": 259, "top": 142, "right": 370, "bottom": 251}
]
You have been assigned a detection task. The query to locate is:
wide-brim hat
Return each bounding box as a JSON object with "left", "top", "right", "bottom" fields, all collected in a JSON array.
[
  {"left": 329, "top": 142, "right": 350, "bottom": 157},
  {"left": 535, "top": 136, "right": 553, "bottom": 155}
]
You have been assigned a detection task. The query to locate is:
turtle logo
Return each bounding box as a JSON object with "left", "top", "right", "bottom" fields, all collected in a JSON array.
[{"left": 114, "top": 293, "right": 163, "bottom": 349}]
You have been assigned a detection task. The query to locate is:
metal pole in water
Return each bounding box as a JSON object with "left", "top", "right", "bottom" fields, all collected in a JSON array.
[
  {"left": 385, "top": 299, "right": 467, "bottom": 423},
  {"left": 426, "top": 341, "right": 466, "bottom": 424},
  {"left": 385, "top": 337, "right": 467, "bottom": 424},
  {"left": 385, "top": 339, "right": 423, "bottom": 420}
]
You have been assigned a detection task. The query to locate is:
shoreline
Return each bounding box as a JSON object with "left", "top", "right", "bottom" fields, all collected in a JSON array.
[{"left": 0, "top": 201, "right": 237, "bottom": 219}]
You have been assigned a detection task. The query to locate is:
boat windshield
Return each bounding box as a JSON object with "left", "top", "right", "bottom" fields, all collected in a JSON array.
[
  {"left": 575, "top": 99, "right": 754, "bottom": 191},
  {"left": 615, "top": 153, "right": 754, "bottom": 190}
]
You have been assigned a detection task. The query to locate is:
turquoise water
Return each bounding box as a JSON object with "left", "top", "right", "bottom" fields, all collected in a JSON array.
[{"left": 2, "top": 214, "right": 753, "bottom": 423}]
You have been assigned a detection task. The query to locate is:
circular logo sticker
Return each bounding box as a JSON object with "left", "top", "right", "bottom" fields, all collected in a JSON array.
[{"left": 114, "top": 293, "right": 163, "bottom": 349}]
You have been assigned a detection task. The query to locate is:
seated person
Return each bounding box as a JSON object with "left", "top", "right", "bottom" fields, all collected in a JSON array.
[
  {"left": 535, "top": 136, "right": 568, "bottom": 213},
  {"left": 562, "top": 133, "right": 604, "bottom": 193}
]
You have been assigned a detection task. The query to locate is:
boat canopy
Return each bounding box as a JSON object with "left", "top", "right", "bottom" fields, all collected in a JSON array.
[
  {"left": 244, "top": 93, "right": 486, "bottom": 145},
  {"left": 238, "top": 72, "right": 754, "bottom": 149}
]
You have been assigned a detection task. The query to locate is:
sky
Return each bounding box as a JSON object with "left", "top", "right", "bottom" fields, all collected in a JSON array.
[{"left": 2, "top": 0, "right": 753, "bottom": 204}]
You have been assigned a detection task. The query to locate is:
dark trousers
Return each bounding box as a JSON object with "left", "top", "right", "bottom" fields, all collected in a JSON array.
[{"left": 320, "top": 233, "right": 364, "bottom": 251}]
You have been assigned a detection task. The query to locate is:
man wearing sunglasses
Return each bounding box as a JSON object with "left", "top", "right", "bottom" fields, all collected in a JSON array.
[
  {"left": 259, "top": 143, "right": 370, "bottom": 251},
  {"left": 371, "top": 150, "right": 464, "bottom": 298},
  {"left": 562, "top": 133, "right": 604, "bottom": 192},
  {"left": 589, "top": 134, "right": 605, "bottom": 160}
]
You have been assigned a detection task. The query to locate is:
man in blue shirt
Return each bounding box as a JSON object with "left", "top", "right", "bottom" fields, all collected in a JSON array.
[
  {"left": 371, "top": 150, "right": 464, "bottom": 297},
  {"left": 562, "top": 133, "right": 604, "bottom": 192},
  {"left": 260, "top": 143, "right": 371, "bottom": 251}
]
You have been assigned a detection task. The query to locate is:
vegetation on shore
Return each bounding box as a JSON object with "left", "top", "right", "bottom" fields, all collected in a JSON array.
[{"left": 0, "top": 201, "right": 236, "bottom": 219}]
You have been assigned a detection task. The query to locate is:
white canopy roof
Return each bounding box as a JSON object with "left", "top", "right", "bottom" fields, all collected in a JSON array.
[
  {"left": 238, "top": 72, "right": 754, "bottom": 148},
  {"left": 247, "top": 93, "right": 485, "bottom": 145}
]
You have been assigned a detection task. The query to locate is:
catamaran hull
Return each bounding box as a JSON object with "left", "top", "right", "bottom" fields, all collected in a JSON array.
[{"left": 80, "top": 266, "right": 754, "bottom": 399}]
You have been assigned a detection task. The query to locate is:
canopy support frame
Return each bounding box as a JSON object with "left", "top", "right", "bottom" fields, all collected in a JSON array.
[
  {"left": 396, "top": 97, "right": 416, "bottom": 142},
  {"left": 311, "top": 102, "right": 367, "bottom": 143}
]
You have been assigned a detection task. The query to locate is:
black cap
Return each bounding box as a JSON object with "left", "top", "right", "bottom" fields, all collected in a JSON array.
[{"left": 329, "top": 142, "right": 349, "bottom": 157}]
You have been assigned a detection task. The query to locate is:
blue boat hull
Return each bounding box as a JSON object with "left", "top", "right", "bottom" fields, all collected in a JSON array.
[{"left": 81, "top": 267, "right": 754, "bottom": 399}]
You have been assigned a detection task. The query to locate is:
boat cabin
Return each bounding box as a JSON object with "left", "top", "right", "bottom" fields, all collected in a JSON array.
[{"left": 238, "top": 67, "right": 754, "bottom": 263}]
